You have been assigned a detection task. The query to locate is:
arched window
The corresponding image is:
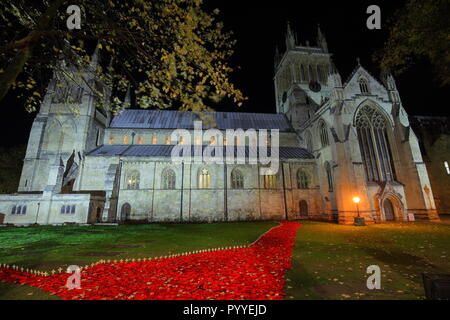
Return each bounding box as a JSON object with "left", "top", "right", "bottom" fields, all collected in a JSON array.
[
  {"left": 137, "top": 136, "right": 143, "bottom": 145},
  {"left": 444, "top": 161, "right": 450, "bottom": 175},
  {"left": 356, "top": 105, "right": 396, "bottom": 182},
  {"left": 11, "top": 205, "right": 16, "bottom": 215},
  {"left": 319, "top": 120, "right": 330, "bottom": 147},
  {"left": 308, "top": 65, "right": 316, "bottom": 82},
  {"left": 304, "top": 130, "right": 313, "bottom": 153},
  {"left": 325, "top": 162, "right": 333, "bottom": 192},
  {"left": 126, "top": 170, "right": 140, "bottom": 189},
  {"left": 22, "top": 205, "right": 27, "bottom": 215},
  {"left": 231, "top": 169, "right": 244, "bottom": 189},
  {"left": 17, "top": 205, "right": 22, "bottom": 215},
  {"left": 198, "top": 168, "right": 211, "bottom": 189},
  {"left": 123, "top": 136, "right": 129, "bottom": 144},
  {"left": 162, "top": 169, "right": 176, "bottom": 189},
  {"left": 109, "top": 136, "right": 114, "bottom": 144},
  {"left": 297, "top": 169, "right": 309, "bottom": 189},
  {"left": 317, "top": 65, "right": 324, "bottom": 83},
  {"left": 264, "top": 174, "right": 277, "bottom": 189},
  {"left": 359, "top": 78, "right": 370, "bottom": 94},
  {"left": 152, "top": 136, "right": 157, "bottom": 144},
  {"left": 300, "top": 65, "right": 307, "bottom": 82}
]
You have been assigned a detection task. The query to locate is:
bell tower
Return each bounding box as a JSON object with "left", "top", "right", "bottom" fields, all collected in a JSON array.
[
  {"left": 274, "top": 23, "right": 334, "bottom": 129},
  {"left": 18, "top": 47, "right": 111, "bottom": 192}
]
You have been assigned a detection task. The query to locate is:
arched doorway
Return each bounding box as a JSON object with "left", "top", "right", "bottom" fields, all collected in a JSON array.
[
  {"left": 299, "top": 200, "right": 308, "bottom": 217},
  {"left": 96, "top": 207, "right": 102, "bottom": 223},
  {"left": 383, "top": 198, "right": 395, "bottom": 221},
  {"left": 121, "top": 203, "right": 131, "bottom": 221}
]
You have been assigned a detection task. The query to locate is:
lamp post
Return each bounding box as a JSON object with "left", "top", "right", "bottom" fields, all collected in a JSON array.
[{"left": 353, "top": 196, "right": 365, "bottom": 226}]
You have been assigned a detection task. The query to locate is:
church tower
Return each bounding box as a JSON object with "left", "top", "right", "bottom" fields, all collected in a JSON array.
[
  {"left": 18, "top": 47, "right": 111, "bottom": 192},
  {"left": 274, "top": 24, "right": 334, "bottom": 130}
]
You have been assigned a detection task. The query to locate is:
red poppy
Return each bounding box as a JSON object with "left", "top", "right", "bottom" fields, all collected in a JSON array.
[{"left": 0, "top": 221, "right": 300, "bottom": 300}]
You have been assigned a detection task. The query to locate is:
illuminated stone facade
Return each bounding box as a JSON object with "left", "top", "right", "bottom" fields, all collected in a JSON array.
[{"left": 0, "top": 25, "right": 440, "bottom": 225}]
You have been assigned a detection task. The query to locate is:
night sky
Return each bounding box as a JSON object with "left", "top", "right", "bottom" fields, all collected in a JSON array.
[{"left": 1, "top": 0, "right": 447, "bottom": 148}]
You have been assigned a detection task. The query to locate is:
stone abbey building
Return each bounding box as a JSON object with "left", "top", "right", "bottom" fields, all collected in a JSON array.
[{"left": 0, "top": 25, "right": 440, "bottom": 225}]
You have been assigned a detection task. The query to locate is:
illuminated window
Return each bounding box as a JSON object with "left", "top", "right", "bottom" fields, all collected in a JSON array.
[
  {"left": 359, "top": 78, "right": 370, "bottom": 94},
  {"left": 234, "top": 137, "right": 239, "bottom": 146},
  {"left": 319, "top": 120, "right": 329, "bottom": 148},
  {"left": 137, "top": 136, "right": 143, "bottom": 145},
  {"left": 297, "top": 169, "right": 309, "bottom": 189},
  {"left": 264, "top": 174, "right": 277, "bottom": 189},
  {"left": 109, "top": 136, "right": 114, "bottom": 145},
  {"left": 123, "top": 136, "right": 129, "bottom": 144},
  {"left": 179, "top": 136, "right": 185, "bottom": 144},
  {"left": 445, "top": 161, "right": 450, "bottom": 175},
  {"left": 126, "top": 170, "right": 140, "bottom": 189},
  {"left": 325, "top": 161, "right": 333, "bottom": 192},
  {"left": 152, "top": 136, "right": 156, "bottom": 144},
  {"left": 231, "top": 169, "right": 244, "bottom": 189},
  {"left": 223, "top": 138, "right": 227, "bottom": 146},
  {"left": 166, "top": 136, "right": 171, "bottom": 145},
  {"left": 195, "top": 136, "right": 201, "bottom": 145},
  {"left": 162, "top": 169, "right": 176, "bottom": 189},
  {"left": 356, "top": 105, "right": 396, "bottom": 182},
  {"left": 198, "top": 168, "right": 211, "bottom": 189},
  {"left": 209, "top": 136, "right": 215, "bottom": 145}
]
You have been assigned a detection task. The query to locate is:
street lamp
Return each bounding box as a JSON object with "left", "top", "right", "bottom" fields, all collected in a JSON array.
[
  {"left": 353, "top": 196, "right": 361, "bottom": 218},
  {"left": 353, "top": 196, "right": 365, "bottom": 226}
]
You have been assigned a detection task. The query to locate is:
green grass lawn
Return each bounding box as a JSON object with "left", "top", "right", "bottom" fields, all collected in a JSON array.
[
  {"left": 1, "top": 220, "right": 449, "bottom": 300},
  {"left": 0, "top": 221, "right": 276, "bottom": 299},
  {"left": 284, "top": 221, "right": 450, "bottom": 300}
]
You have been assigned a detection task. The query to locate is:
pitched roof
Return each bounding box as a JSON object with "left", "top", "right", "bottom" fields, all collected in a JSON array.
[
  {"left": 87, "top": 145, "right": 314, "bottom": 159},
  {"left": 109, "top": 110, "right": 293, "bottom": 131}
]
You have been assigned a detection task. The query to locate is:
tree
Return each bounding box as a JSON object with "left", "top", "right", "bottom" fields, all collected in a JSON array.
[
  {"left": 374, "top": 0, "right": 450, "bottom": 86},
  {"left": 0, "top": 0, "right": 245, "bottom": 113},
  {"left": 0, "top": 145, "right": 25, "bottom": 194}
]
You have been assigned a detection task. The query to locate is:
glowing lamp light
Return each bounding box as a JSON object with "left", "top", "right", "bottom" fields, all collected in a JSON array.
[{"left": 352, "top": 196, "right": 361, "bottom": 204}]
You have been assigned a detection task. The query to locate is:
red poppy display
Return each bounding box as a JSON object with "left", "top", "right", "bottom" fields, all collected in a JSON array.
[{"left": 0, "top": 221, "right": 300, "bottom": 300}]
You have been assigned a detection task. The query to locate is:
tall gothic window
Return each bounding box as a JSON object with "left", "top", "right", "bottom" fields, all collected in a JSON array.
[
  {"left": 126, "top": 170, "right": 140, "bottom": 189},
  {"left": 305, "top": 130, "right": 313, "bottom": 152},
  {"left": 198, "top": 168, "right": 211, "bottom": 189},
  {"left": 297, "top": 169, "right": 309, "bottom": 189},
  {"left": 231, "top": 169, "right": 244, "bottom": 189},
  {"left": 301, "top": 65, "right": 307, "bottom": 82},
  {"left": 359, "top": 78, "right": 370, "bottom": 94},
  {"left": 356, "top": 105, "right": 396, "bottom": 182},
  {"left": 308, "top": 65, "right": 316, "bottom": 82},
  {"left": 325, "top": 161, "right": 333, "bottom": 192},
  {"left": 319, "top": 120, "right": 330, "bottom": 147},
  {"left": 162, "top": 169, "right": 176, "bottom": 189}
]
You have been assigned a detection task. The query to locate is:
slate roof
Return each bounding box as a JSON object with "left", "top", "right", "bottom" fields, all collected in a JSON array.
[
  {"left": 109, "top": 110, "right": 293, "bottom": 131},
  {"left": 87, "top": 145, "right": 314, "bottom": 159}
]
